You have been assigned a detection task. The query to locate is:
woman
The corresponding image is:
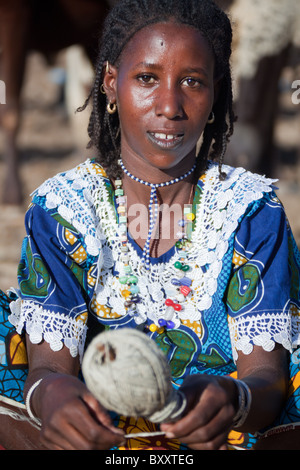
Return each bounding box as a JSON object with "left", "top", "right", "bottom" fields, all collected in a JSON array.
[{"left": 0, "top": 0, "right": 300, "bottom": 450}]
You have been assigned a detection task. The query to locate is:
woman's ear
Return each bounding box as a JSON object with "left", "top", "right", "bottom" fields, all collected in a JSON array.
[{"left": 102, "top": 64, "right": 118, "bottom": 104}]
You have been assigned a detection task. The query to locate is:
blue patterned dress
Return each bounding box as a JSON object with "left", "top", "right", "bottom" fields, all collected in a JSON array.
[{"left": 1, "top": 159, "right": 300, "bottom": 450}]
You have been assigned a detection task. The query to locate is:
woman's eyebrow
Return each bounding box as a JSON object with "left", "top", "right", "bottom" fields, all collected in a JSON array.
[
  {"left": 132, "top": 61, "right": 163, "bottom": 71},
  {"left": 184, "top": 67, "right": 209, "bottom": 78},
  {"left": 132, "top": 62, "right": 209, "bottom": 77}
]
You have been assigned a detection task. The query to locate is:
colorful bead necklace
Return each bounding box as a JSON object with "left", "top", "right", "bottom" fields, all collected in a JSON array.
[
  {"left": 119, "top": 158, "right": 196, "bottom": 270},
  {"left": 115, "top": 159, "right": 196, "bottom": 333}
]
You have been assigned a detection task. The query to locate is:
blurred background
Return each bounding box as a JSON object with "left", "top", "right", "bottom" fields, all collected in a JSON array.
[{"left": 0, "top": 0, "right": 299, "bottom": 291}]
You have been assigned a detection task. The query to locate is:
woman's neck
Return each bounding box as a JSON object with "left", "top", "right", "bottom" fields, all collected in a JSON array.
[
  {"left": 121, "top": 172, "right": 195, "bottom": 206},
  {"left": 110, "top": 154, "right": 201, "bottom": 257},
  {"left": 120, "top": 147, "right": 198, "bottom": 185},
  {"left": 120, "top": 173, "right": 196, "bottom": 258}
]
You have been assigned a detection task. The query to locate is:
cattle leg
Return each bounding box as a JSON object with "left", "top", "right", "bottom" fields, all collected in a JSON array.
[
  {"left": 229, "top": 46, "right": 289, "bottom": 175},
  {"left": 0, "top": 1, "right": 31, "bottom": 204}
]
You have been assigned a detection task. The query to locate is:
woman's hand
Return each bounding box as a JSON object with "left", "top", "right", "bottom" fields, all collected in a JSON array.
[
  {"left": 160, "top": 375, "right": 238, "bottom": 450},
  {"left": 160, "top": 346, "right": 289, "bottom": 450},
  {"left": 33, "top": 373, "right": 125, "bottom": 450},
  {"left": 24, "top": 337, "right": 125, "bottom": 450}
]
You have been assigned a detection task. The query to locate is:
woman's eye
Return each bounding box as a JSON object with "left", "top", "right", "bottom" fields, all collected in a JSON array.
[
  {"left": 137, "top": 75, "right": 156, "bottom": 84},
  {"left": 182, "top": 77, "right": 202, "bottom": 88}
]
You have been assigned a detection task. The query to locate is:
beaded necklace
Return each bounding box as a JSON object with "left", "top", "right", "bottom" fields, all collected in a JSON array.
[
  {"left": 115, "top": 159, "right": 196, "bottom": 333},
  {"left": 119, "top": 158, "right": 196, "bottom": 269}
]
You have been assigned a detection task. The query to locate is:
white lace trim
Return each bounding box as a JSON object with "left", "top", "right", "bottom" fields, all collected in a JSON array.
[
  {"left": 228, "top": 307, "right": 300, "bottom": 362},
  {"left": 32, "top": 160, "right": 104, "bottom": 257},
  {"left": 8, "top": 298, "right": 87, "bottom": 359},
  {"left": 93, "top": 161, "right": 277, "bottom": 327}
]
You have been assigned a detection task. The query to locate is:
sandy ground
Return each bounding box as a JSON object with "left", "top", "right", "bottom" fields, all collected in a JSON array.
[{"left": 0, "top": 52, "right": 299, "bottom": 293}]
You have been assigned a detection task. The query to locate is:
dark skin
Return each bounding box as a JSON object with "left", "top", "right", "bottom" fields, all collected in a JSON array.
[
  {"left": 24, "top": 339, "right": 288, "bottom": 450},
  {"left": 24, "top": 340, "right": 125, "bottom": 450},
  {"left": 161, "top": 346, "right": 289, "bottom": 449},
  {"left": 21, "top": 22, "right": 289, "bottom": 450}
]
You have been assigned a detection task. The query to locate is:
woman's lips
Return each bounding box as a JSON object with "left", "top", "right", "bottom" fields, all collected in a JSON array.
[{"left": 147, "top": 132, "right": 184, "bottom": 149}]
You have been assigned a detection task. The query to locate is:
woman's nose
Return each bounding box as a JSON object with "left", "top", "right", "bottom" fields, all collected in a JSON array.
[{"left": 155, "top": 86, "right": 184, "bottom": 120}]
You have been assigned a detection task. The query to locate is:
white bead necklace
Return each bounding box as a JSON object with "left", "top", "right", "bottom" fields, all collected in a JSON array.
[
  {"left": 119, "top": 158, "right": 197, "bottom": 269},
  {"left": 115, "top": 159, "right": 197, "bottom": 332}
]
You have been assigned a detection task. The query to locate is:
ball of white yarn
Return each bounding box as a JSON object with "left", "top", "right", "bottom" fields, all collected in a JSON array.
[{"left": 82, "top": 328, "right": 186, "bottom": 423}]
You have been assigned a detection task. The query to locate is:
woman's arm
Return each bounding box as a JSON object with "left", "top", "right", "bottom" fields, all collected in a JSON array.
[
  {"left": 160, "top": 344, "right": 289, "bottom": 450},
  {"left": 234, "top": 344, "right": 289, "bottom": 433},
  {"left": 24, "top": 336, "right": 125, "bottom": 450}
]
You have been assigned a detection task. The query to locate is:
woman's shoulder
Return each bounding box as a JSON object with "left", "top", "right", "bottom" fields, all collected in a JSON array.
[
  {"left": 28, "top": 159, "right": 110, "bottom": 255},
  {"left": 194, "top": 162, "right": 280, "bottom": 254},
  {"left": 202, "top": 161, "right": 277, "bottom": 194},
  {"left": 32, "top": 159, "right": 108, "bottom": 199},
  {"left": 199, "top": 161, "right": 278, "bottom": 215},
  {"left": 30, "top": 158, "right": 111, "bottom": 214}
]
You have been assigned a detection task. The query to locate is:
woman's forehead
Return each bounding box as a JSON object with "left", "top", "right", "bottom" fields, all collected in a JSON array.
[{"left": 119, "top": 22, "right": 214, "bottom": 69}]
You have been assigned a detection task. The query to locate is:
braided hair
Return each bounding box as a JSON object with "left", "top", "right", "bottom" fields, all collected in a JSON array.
[{"left": 79, "top": 0, "right": 236, "bottom": 180}]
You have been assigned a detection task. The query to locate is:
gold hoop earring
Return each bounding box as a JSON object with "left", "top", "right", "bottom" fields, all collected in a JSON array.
[
  {"left": 107, "top": 102, "right": 117, "bottom": 114},
  {"left": 207, "top": 112, "right": 215, "bottom": 124},
  {"left": 100, "top": 84, "right": 106, "bottom": 95}
]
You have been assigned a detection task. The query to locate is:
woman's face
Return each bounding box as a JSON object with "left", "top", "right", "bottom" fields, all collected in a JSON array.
[{"left": 104, "top": 22, "right": 218, "bottom": 177}]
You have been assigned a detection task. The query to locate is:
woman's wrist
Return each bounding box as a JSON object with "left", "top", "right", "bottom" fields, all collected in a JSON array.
[
  {"left": 24, "top": 372, "right": 70, "bottom": 421},
  {"left": 217, "top": 376, "right": 252, "bottom": 429},
  {"left": 231, "top": 379, "right": 252, "bottom": 428},
  {"left": 25, "top": 378, "right": 44, "bottom": 424}
]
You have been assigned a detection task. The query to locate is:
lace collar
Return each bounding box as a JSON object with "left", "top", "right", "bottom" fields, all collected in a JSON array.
[{"left": 88, "top": 160, "right": 276, "bottom": 325}]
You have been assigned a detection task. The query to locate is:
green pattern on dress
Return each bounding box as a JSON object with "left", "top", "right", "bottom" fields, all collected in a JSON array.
[
  {"left": 227, "top": 263, "right": 260, "bottom": 313},
  {"left": 18, "top": 238, "right": 50, "bottom": 298}
]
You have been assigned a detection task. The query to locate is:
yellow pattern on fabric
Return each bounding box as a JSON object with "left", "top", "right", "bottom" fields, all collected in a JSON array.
[
  {"left": 117, "top": 416, "right": 181, "bottom": 450},
  {"left": 181, "top": 319, "right": 203, "bottom": 339},
  {"left": 232, "top": 250, "right": 248, "bottom": 268},
  {"left": 84, "top": 162, "right": 107, "bottom": 177},
  {"left": 70, "top": 246, "right": 88, "bottom": 264},
  {"left": 9, "top": 333, "right": 28, "bottom": 366},
  {"left": 289, "top": 371, "right": 300, "bottom": 397},
  {"left": 65, "top": 229, "right": 77, "bottom": 246},
  {"left": 76, "top": 312, "right": 88, "bottom": 324},
  {"left": 90, "top": 293, "right": 122, "bottom": 319},
  {"left": 87, "top": 266, "right": 97, "bottom": 288}
]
